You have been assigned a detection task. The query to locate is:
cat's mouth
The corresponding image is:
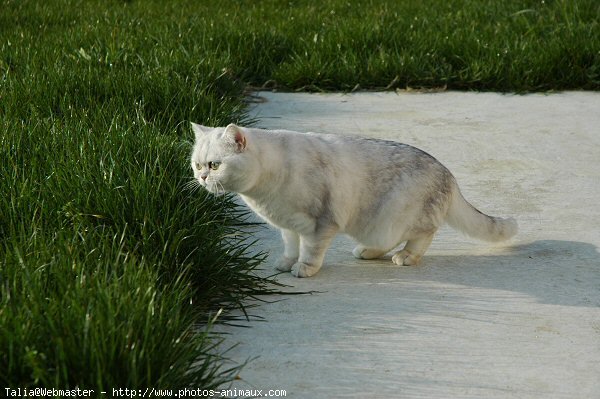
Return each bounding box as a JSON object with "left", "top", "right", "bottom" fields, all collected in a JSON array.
[{"left": 204, "top": 180, "right": 228, "bottom": 196}]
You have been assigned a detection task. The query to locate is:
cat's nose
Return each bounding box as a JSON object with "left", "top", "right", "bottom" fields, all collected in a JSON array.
[{"left": 201, "top": 175, "right": 207, "bottom": 181}]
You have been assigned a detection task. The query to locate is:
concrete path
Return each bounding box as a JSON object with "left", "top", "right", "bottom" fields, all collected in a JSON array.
[{"left": 218, "top": 91, "right": 600, "bottom": 399}]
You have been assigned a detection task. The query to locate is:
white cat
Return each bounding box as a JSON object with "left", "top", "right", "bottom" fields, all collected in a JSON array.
[{"left": 191, "top": 123, "right": 517, "bottom": 278}]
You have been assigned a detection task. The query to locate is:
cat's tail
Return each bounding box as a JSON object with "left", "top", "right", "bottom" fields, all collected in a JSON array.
[{"left": 446, "top": 186, "right": 517, "bottom": 242}]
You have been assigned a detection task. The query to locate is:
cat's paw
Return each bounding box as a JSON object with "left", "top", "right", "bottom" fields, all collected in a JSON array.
[
  {"left": 392, "top": 249, "right": 421, "bottom": 266},
  {"left": 275, "top": 257, "right": 297, "bottom": 272},
  {"left": 352, "top": 245, "right": 386, "bottom": 260},
  {"left": 291, "top": 262, "right": 320, "bottom": 278}
]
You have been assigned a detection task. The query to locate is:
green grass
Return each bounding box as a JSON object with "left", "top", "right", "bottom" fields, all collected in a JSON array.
[
  {"left": 0, "top": 115, "right": 273, "bottom": 387},
  {"left": 1, "top": 0, "right": 598, "bottom": 393},
  {"left": 258, "top": 0, "right": 600, "bottom": 91},
  {"left": 0, "top": 0, "right": 269, "bottom": 390}
]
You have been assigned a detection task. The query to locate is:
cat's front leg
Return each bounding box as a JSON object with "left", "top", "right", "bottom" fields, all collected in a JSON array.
[
  {"left": 275, "top": 229, "right": 300, "bottom": 272},
  {"left": 291, "top": 226, "right": 337, "bottom": 278}
]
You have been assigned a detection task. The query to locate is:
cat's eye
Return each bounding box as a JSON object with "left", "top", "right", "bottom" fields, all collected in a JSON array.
[
  {"left": 208, "top": 161, "right": 221, "bottom": 170},
  {"left": 195, "top": 162, "right": 202, "bottom": 170}
]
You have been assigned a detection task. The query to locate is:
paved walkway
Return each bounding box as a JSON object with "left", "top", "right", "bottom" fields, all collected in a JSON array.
[{"left": 218, "top": 91, "right": 600, "bottom": 399}]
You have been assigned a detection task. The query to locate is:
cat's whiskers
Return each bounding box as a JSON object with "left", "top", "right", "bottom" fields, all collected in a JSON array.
[
  {"left": 214, "top": 180, "right": 227, "bottom": 196},
  {"left": 183, "top": 178, "right": 203, "bottom": 194}
]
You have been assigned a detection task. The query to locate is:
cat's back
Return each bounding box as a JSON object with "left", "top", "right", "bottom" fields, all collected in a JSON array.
[
  {"left": 279, "top": 129, "right": 435, "bottom": 166},
  {"left": 254, "top": 128, "right": 422, "bottom": 156}
]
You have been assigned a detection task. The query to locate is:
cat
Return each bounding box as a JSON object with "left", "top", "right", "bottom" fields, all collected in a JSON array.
[{"left": 190, "top": 122, "right": 517, "bottom": 278}]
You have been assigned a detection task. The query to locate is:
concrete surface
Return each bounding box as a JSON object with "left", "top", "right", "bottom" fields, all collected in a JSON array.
[{"left": 217, "top": 91, "right": 600, "bottom": 399}]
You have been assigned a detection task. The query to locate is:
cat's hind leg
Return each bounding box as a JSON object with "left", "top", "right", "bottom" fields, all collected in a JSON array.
[
  {"left": 392, "top": 232, "right": 435, "bottom": 266},
  {"left": 291, "top": 225, "right": 338, "bottom": 278},
  {"left": 275, "top": 229, "right": 300, "bottom": 272},
  {"left": 352, "top": 245, "right": 387, "bottom": 260}
]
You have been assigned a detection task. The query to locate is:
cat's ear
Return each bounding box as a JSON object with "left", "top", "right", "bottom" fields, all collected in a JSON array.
[
  {"left": 190, "top": 122, "right": 211, "bottom": 140},
  {"left": 224, "top": 123, "right": 247, "bottom": 153}
]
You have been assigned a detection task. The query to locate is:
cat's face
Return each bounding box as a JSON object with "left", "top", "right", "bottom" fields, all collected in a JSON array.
[{"left": 190, "top": 123, "right": 258, "bottom": 195}]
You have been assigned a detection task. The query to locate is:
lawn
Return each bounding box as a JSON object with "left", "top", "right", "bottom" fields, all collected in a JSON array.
[{"left": 1, "top": 0, "right": 598, "bottom": 393}]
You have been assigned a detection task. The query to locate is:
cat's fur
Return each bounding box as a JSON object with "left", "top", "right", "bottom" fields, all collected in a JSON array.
[{"left": 191, "top": 123, "right": 517, "bottom": 277}]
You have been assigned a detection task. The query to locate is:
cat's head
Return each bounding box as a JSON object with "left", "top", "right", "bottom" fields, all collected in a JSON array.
[{"left": 190, "top": 123, "right": 259, "bottom": 195}]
